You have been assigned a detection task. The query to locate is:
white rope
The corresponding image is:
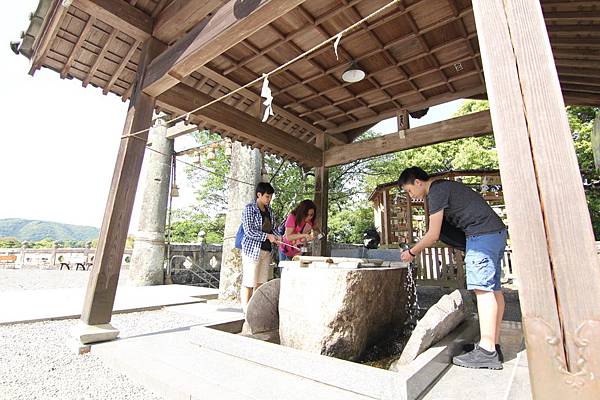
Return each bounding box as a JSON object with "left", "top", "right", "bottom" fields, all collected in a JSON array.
[{"left": 120, "top": 0, "right": 401, "bottom": 140}]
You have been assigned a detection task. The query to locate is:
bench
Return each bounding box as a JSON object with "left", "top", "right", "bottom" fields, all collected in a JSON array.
[
  {"left": 59, "top": 256, "right": 93, "bottom": 271},
  {"left": 0, "top": 255, "right": 18, "bottom": 267}
]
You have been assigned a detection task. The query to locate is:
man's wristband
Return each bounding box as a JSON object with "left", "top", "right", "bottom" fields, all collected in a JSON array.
[{"left": 408, "top": 248, "right": 416, "bottom": 257}]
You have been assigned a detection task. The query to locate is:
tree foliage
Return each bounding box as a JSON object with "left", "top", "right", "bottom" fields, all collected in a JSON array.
[{"left": 175, "top": 101, "right": 600, "bottom": 243}]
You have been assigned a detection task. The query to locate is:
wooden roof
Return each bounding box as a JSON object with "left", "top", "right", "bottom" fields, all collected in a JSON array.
[
  {"left": 16, "top": 0, "right": 600, "bottom": 163},
  {"left": 368, "top": 168, "right": 501, "bottom": 200}
]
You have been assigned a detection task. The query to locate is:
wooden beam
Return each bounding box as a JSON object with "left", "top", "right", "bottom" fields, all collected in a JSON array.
[
  {"left": 157, "top": 83, "right": 322, "bottom": 166},
  {"left": 81, "top": 38, "right": 163, "bottom": 326},
  {"left": 142, "top": 0, "right": 307, "bottom": 97},
  {"left": 474, "top": 0, "right": 600, "bottom": 398},
  {"left": 325, "top": 86, "right": 487, "bottom": 135},
  {"left": 324, "top": 110, "right": 493, "bottom": 167},
  {"left": 153, "top": 0, "right": 225, "bottom": 44},
  {"left": 71, "top": 0, "right": 152, "bottom": 41}
]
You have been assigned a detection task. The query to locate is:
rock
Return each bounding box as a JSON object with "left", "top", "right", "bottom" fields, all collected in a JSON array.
[
  {"left": 391, "top": 289, "right": 467, "bottom": 368},
  {"left": 278, "top": 266, "right": 409, "bottom": 361},
  {"left": 245, "top": 278, "right": 280, "bottom": 334}
]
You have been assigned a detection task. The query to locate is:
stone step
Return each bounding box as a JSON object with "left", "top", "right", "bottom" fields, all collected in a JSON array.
[{"left": 93, "top": 326, "right": 374, "bottom": 400}]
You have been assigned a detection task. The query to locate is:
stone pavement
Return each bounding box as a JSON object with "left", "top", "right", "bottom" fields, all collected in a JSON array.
[
  {"left": 422, "top": 320, "right": 531, "bottom": 400},
  {"left": 0, "top": 284, "right": 218, "bottom": 324}
]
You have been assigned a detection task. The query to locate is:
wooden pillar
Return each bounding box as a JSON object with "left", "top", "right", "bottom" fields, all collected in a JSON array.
[
  {"left": 473, "top": 1, "right": 600, "bottom": 398},
  {"left": 382, "top": 189, "right": 392, "bottom": 245},
  {"left": 313, "top": 133, "right": 329, "bottom": 256},
  {"left": 79, "top": 39, "right": 164, "bottom": 331},
  {"left": 406, "top": 195, "right": 413, "bottom": 244}
]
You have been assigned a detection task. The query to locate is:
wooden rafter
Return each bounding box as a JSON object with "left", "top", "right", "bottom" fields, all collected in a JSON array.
[
  {"left": 83, "top": 27, "right": 118, "bottom": 87},
  {"left": 221, "top": 0, "right": 367, "bottom": 76},
  {"left": 447, "top": 0, "right": 485, "bottom": 85},
  {"left": 398, "top": 0, "right": 455, "bottom": 94},
  {"left": 273, "top": 4, "right": 474, "bottom": 96},
  {"left": 273, "top": 10, "right": 474, "bottom": 98},
  {"left": 298, "top": 53, "right": 479, "bottom": 120},
  {"left": 142, "top": 0, "right": 308, "bottom": 97},
  {"left": 104, "top": 39, "right": 140, "bottom": 94},
  {"left": 311, "top": 70, "right": 480, "bottom": 126},
  {"left": 71, "top": 0, "right": 152, "bottom": 41},
  {"left": 325, "top": 85, "right": 486, "bottom": 134},
  {"left": 61, "top": 16, "right": 96, "bottom": 78}
]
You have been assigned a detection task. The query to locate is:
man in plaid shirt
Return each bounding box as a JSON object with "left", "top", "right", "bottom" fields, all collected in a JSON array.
[{"left": 240, "top": 182, "right": 280, "bottom": 312}]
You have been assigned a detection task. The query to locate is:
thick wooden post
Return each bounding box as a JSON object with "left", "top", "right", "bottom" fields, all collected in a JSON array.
[
  {"left": 313, "top": 133, "right": 329, "bottom": 256},
  {"left": 473, "top": 1, "right": 600, "bottom": 398},
  {"left": 79, "top": 39, "right": 164, "bottom": 330}
]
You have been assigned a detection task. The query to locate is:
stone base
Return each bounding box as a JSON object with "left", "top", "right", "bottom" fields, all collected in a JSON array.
[{"left": 69, "top": 321, "right": 120, "bottom": 346}]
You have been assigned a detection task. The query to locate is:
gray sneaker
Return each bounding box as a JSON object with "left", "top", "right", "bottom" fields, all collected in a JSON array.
[
  {"left": 462, "top": 343, "right": 504, "bottom": 363},
  {"left": 453, "top": 344, "right": 503, "bottom": 370}
]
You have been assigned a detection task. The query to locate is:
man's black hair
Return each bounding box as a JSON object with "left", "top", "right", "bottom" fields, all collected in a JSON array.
[
  {"left": 256, "top": 182, "right": 275, "bottom": 195},
  {"left": 398, "top": 167, "right": 430, "bottom": 186}
]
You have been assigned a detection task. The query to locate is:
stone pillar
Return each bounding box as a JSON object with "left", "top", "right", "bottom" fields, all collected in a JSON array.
[
  {"left": 19, "top": 241, "right": 28, "bottom": 269},
  {"left": 129, "top": 115, "right": 174, "bottom": 286},
  {"left": 218, "top": 142, "right": 261, "bottom": 301},
  {"left": 313, "top": 134, "right": 329, "bottom": 256},
  {"left": 51, "top": 241, "right": 59, "bottom": 267}
]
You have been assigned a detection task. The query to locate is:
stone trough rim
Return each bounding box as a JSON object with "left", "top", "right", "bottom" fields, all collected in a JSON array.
[{"left": 189, "top": 316, "right": 479, "bottom": 400}]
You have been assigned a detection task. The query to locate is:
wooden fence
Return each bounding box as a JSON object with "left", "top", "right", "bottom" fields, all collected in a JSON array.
[{"left": 414, "top": 243, "right": 514, "bottom": 288}]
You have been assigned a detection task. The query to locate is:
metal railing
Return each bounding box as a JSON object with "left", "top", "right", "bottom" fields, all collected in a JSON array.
[{"left": 169, "top": 255, "right": 219, "bottom": 288}]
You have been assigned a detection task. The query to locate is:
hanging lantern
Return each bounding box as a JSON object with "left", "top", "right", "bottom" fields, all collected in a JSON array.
[
  {"left": 171, "top": 183, "right": 180, "bottom": 197},
  {"left": 206, "top": 147, "right": 217, "bottom": 161},
  {"left": 224, "top": 140, "right": 232, "bottom": 156}
]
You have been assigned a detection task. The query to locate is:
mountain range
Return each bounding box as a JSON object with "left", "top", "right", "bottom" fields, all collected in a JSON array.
[{"left": 0, "top": 218, "right": 99, "bottom": 241}]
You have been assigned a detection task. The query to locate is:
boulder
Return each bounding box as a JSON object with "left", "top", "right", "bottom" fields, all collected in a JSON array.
[
  {"left": 391, "top": 289, "right": 467, "bottom": 368},
  {"left": 279, "top": 266, "right": 409, "bottom": 361},
  {"left": 245, "top": 278, "right": 280, "bottom": 334}
]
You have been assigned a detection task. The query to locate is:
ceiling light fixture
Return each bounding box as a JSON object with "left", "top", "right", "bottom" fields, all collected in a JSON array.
[{"left": 341, "top": 61, "right": 365, "bottom": 83}]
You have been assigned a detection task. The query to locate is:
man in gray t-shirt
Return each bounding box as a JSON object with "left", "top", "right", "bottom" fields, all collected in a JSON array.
[{"left": 399, "top": 167, "right": 507, "bottom": 370}]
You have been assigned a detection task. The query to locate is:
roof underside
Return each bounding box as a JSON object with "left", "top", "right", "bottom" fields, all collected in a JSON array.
[{"left": 18, "top": 0, "right": 600, "bottom": 163}]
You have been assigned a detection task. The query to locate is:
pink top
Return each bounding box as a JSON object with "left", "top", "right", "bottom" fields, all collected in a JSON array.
[{"left": 279, "top": 213, "right": 314, "bottom": 258}]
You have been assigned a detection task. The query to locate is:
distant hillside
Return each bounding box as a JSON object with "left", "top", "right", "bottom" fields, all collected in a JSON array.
[{"left": 0, "top": 218, "right": 99, "bottom": 241}]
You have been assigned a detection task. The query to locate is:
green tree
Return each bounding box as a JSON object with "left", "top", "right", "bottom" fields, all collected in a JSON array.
[{"left": 0, "top": 237, "right": 21, "bottom": 248}]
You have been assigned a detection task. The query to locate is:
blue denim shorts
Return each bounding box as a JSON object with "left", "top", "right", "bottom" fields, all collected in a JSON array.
[{"left": 464, "top": 229, "right": 507, "bottom": 291}]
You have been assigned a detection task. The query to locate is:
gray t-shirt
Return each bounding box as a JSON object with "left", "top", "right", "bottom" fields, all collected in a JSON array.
[{"left": 427, "top": 180, "right": 505, "bottom": 236}]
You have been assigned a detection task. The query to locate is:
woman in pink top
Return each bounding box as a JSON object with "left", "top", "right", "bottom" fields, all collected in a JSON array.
[{"left": 279, "top": 200, "right": 319, "bottom": 261}]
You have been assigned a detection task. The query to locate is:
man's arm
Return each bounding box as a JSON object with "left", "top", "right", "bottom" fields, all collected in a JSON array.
[{"left": 401, "top": 210, "right": 444, "bottom": 262}]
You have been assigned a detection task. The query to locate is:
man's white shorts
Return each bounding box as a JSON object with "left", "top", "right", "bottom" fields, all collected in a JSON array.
[{"left": 241, "top": 250, "right": 271, "bottom": 287}]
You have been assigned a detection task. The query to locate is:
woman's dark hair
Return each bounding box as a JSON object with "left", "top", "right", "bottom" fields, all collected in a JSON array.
[
  {"left": 398, "top": 167, "right": 430, "bottom": 186},
  {"left": 255, "top": 182, "right": 275, "bottom": 196},
  {"left": 291, "top": 199, "right": 317, "bottom": 227}
]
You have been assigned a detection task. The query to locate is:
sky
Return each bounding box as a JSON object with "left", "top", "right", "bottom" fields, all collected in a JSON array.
[{"left": 0, "top": 2, "right": 461, "bottom": 231}]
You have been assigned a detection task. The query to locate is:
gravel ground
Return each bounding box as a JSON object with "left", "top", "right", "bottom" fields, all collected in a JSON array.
[
  {"left": 0, "top": 269, "right": 129, "bottom": 291},
  {"left": 0, "top": 269, "right": 212, "bottom": 400},
  {"left": 0, "top": 309, "right": 212, "bottom": 400}
]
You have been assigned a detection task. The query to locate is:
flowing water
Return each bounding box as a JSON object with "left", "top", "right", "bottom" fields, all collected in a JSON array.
[{"left": 360, "top": 262, "right": 420, "bottom": 369}]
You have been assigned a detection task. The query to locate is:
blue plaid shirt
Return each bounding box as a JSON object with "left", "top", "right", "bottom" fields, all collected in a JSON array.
[{"left": 241, "top": 202, "right": 276, "bottom": 261}]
